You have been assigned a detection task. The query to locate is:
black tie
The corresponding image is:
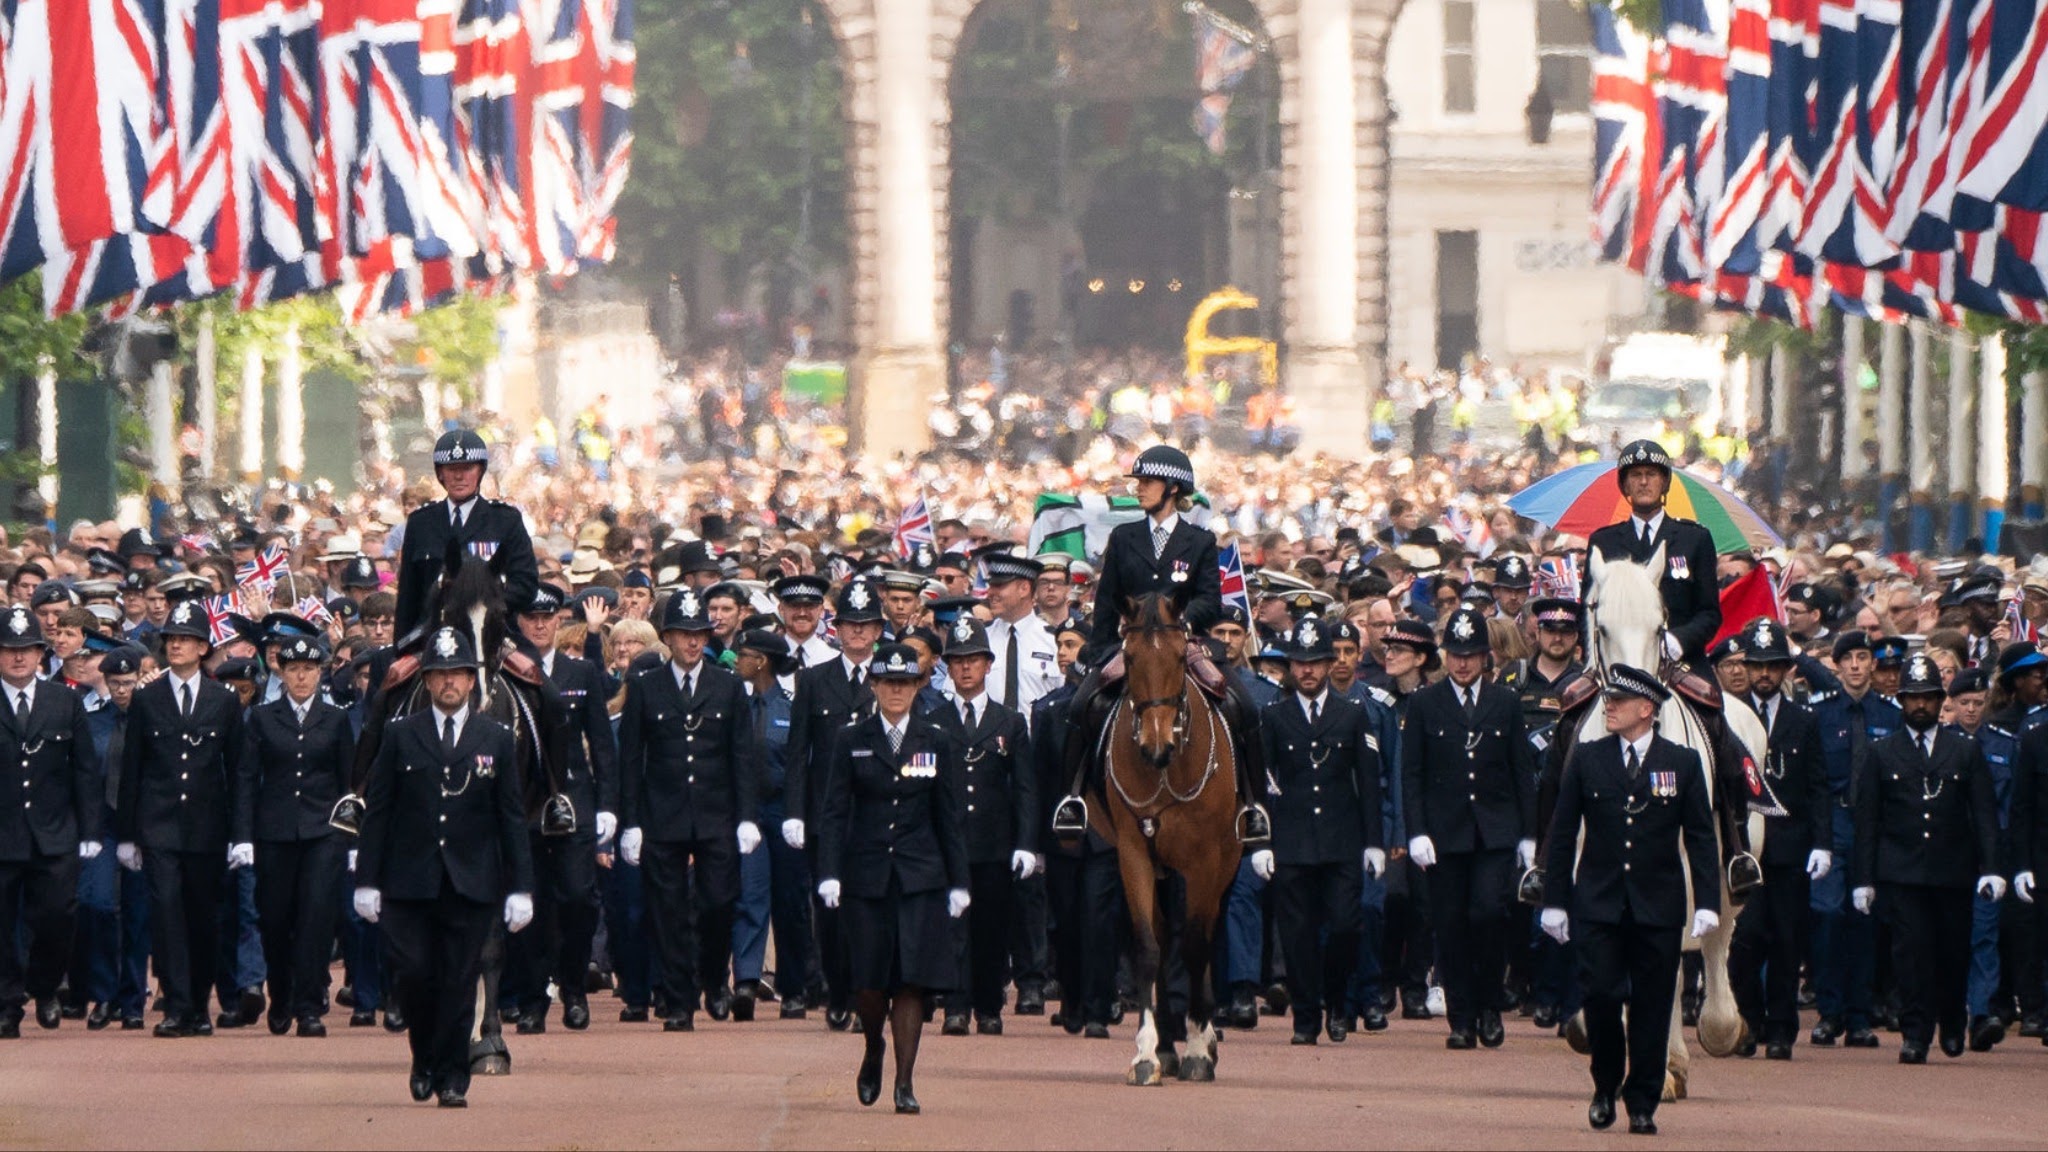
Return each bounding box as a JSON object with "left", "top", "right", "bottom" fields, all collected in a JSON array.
[
  {"left": 1847, "top": 697, "right": 1868, "bottom": 785},
  {"left": 684, "top": 669, "right": 696, "bottom": 699},
  {"left": 12, "top": 690, "right": 26, "bottom": 726},
  {"left": 1003, "top": 625, "right": 1020, "bottom": 709},
  {"left": 1309, "top": 697, "right": 1321, "bottom": 725},
  {"left": 964, "top": 702, "right": 977, "bottom": 730},
  {"left": 180, "top": 682, "right": 193, "bottom": 719},
  {"left": 1638, "top": 521, "right": 1651, "bottom": 551},
  {"left": 1460, "top": 687, "right": 1475, "bottom": 718},
  {"left": 1626, "top": 743, "right": 1641, "bottom": 778},
  {"left": 442, "top": 714, "right": 457, "bottom": 753},
  {"left": 851, "top": 666, "right": 863, "bottom": 690}
]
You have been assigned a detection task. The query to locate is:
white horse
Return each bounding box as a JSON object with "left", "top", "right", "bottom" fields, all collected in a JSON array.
[{"left": 1573, "top": 543, "right": 1769, "bottom": 1102}]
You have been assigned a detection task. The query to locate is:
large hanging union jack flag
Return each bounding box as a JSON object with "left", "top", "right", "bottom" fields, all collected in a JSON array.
[
  {"left": 0, "top": 0, "right": 634, "bottom": 319},
  {"left": 1592, "top": 0, "right": 2048, "bottom": 330}
]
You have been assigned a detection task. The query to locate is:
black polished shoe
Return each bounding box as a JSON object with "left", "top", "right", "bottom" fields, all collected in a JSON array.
[
  {"left": 514, "top": 1009, "right": 546, "bottom": 1035},
  {"left": 267, "top": 1013, "right": 291, "bottom": 1036},
  {"left": 0, "top": 1015, "right": 19, "bottom": 1040},
  {"left": 826, "top": 1008, "right": 852, "bottom": 1032},
  {"left": 857, "top": 1045, "right": 884, "bottom": 1106},
  {"left": 409, "top": 1072, "right": 434, "bottom": 1102},
  {"left": 1083, "top": 1021, "right": 1111, "bottom": 1040},
  {"left": 86, "top": 1003, "right": 112, "bottom": 1031},
  {"left": 152, "top": 1019, "right": 190, "bottom": 1039},
  {"left": 1588, "top": 1091, "right": 1616, "bottom": 1131},
  {"left": 1400, "top": 991, "right": 1432, "bottom": 1020},
  {"left": 1446, "top": 1029, "right": 1477, "bottom": 1050},
  {"left": 214, "top": 1009, "right": 247, "bottom": 1030},
  {"left": 1898, "top": 1043, "right": 1927, "bottom": 1064},
  {"left": 60, "top": 1002, "right": 85, "bottom": 1021},
  {"left": 730, "top": 982, "right": 756, "bottom": 1023},
  {"left": 1765, "top": 1041, "right": 1793, "bottom": 1060},
  {"left": 1477, "top": 1009, "right": 1505, "bottom": 1048},
  {"left": 1261, "top": 982, "right": 1291, "bottom": 1016},
  {"left": 893, "top": 1083, "right": 920, "bottom": 1115},
  {"left": 1969, "top": 1015, "right": 2005, "bottom": 1051},
  {"left": 1939, "top": 1029, "right": 1965, "bottom": 1058},
  {"left": 1532, "top": 1004, "right": 1559, "bottom": 1030},
  {"left": 121, "top": 1015, "right": 145, "bottom": 1031},
  {"left": 1627, "top": 1113, "right": 1657, "bottom": 1136},
  {"left": 383, "top": 1008, "right": 406, "bottom": 1033},
  {"left": 1223, "top": 984, "right": 1259, "bottom": 1030},
  {"left": 1810, "top": 1016, "right": 1843, "bottom": 1046},
  {"left": 662, "top": 1013, "right": 695, "bottom": 1032},
  {"left": 1733, "top": 1033, "right": 1757, "bottom": 1058},
  {"left": 1290, "top": 1026, "right": 1318, "bottom": 1045},
  {"left": 976, "top": 1014, "right": 1003, "bottom": 1036},
  {"left": 1844, "top": 1027, "right": 1880, "bottom": 1049},
  {"left": 1360, "top": 1004, "right": 1389, "bottom": 1032},
  {"left": 2020, "top": 1013, "right": 2045, "bottom": 1039},
  {"left": 349, "top": 1009, "right": 377, "bottom": 1027},
  {"left": 563, "top": 997, "right": 591, "bottom": 1031},
  {"left": 336, "top": 985, "right": 356, "bottom": 1010},
  {"left": 297, "top": 1016, "right": 327, "bottom": 1038},
  {"left": 1326, "top": 1016, "right": 1349, "bottom": 1043},
  {"left": 188, "top": 1018, "right": 213, "bottom": 1037},
  {"left": 941, "top": 1012, "right": 970, "bottom": 1036},
  {"left": 436, "top": 1088, "right": 467, "bottom": 1108},
  {"left": 706, "top": 986, "right": 733, "bottom": 1022},
  {"left": 779, "top": 996, "right": 807, "bottom": 1021},
  {"left": 619, "top": 1006, "right": 649, "bottom": 1024},
  {"left": 35, "top": 998, "right": 60, "bottom": 1030},
  {"left": 1015, "top": 987, "right": 1046, "bottom": 1017},
  {"left": 499, "top": 1006, "right": 520, "bottom": 1024}
]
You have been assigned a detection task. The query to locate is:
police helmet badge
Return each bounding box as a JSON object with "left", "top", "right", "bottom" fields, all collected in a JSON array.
[
  {"left": 1753, "top": 620, "right": 1771, "bottom": 648},
  {"left": 6, "top": 609, "right": 25, "bottom": 636},
  {"left": 1451, "top": 614, "right": 1476, "bottom": 642},
  {"left": 174, "top": 601, "right": 195, "bottom": 625},
  {"left": 849, "top": 581, "right": 871, "bottom": 611},
  {"left": 434, "top": 629, "right": 460, "bottom": 658},
  {"left": 678, "top": 589, "right": 701, "bottom": 617},
  {"left": 953, "top": 617, "right": 973, "bottom": 644},
  {"left": 886, "top": 651, "right": 911, "bottom": 675},
  {"left": 1297, "top": 618, "right": 1319, "bottom": 649},
  {"left": 449, "top": 441, "right": 467, "bottom": 461}
]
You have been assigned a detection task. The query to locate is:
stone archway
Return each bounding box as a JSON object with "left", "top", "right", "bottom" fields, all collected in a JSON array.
[{"left": 821, "top": 0, "right": 1406, "bottom": 457}]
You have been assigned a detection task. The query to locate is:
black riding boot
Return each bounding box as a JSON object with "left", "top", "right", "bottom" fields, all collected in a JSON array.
[
  {"left": 1216, "top": 673, "right": 1270, "bottom": 845},
  {"left": 1708, "top": 711, "right": 1761, "bottom": 899},
  {"left": 1053, "top": 665, "right": 1114, "bottom": 840}
]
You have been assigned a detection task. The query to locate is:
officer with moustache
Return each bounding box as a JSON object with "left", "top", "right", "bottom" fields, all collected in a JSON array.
[
  {"left": 781, "top": 576, "right": 882, "bottom": 1030},
  {"left": 1727, "top": 620, "right": 1833, "bottom": 1060},
  {"left": 116, "top": 598, "right": 246, "bottom": 1038},
  {"left": 1402, "top": 606, "right": 1536, "bottom": 1050},
  {"left": 1851, "top": 654, "right": 2001, "bottom": 1064},
  {"left": 934, "top": 615, "right": 1037, "bottom": 1036},
  {"left": 394, "top": 429, "right": 539, "bottom": 641},
  {"left": 617, "top": 587, "right": 762, "bottom": 1030},
  {"left": 0, "top": 605, "right": 100, "bottom": 1036},
  {"left": 1581, "top": 441, "right": 1721, "bottom": 669},
  {"left": 1541, "top": 665, "right": 1720, "bottom": 1136},
  {"left": 507, "top": 583, "right": 618, "bottom": 1033},
  {"left": 1248, "top": 616, "right": 1385, "bottom": 1046},
  {"left": 353, "top": 628, "right": 535, "bottom": 1107}
]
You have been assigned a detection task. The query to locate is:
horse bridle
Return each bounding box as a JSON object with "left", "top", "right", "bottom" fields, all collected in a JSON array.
[{"left": 1121, "top": 615, "right": 1191, "bottom": 750}]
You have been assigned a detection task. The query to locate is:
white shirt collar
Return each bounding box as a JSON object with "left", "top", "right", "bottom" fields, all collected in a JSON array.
[
  {"left": 672, "top": 659, "right": 703, "bottom": 691},
  {"left": 448, "top": 495, "right": 479, "bottom": 523},
  {"left": 843, "top": 655, "right": 870, "bottom": 680},
  {"left": 956, "top": 689, "right": 987, "bottom": 717},
  {"left": 540, "top": 650, "right": 555, "bottom": 677},
  {"left": 883, "top": 712, "right": 909, "bottom": 743},
  {"left": 1623, "top": 731, "right": 1653, "bottom": 763},
  {"left": 1150, "top": 511, "right": 1181, "bottom": 536},
  {"left": 775, "top": 670, "right": 798, "bottom": 696},
  {"left": 1632, "top": 511, "right": 1666, "bottom": 538},
  {"left": 168, "top": 669, "right": 204, "bottom": 698},
  {"left": 3, "top": 680, "right": 31, "bottom": 710},
  {"left": 433, "top": 703, "right": 469, "bottom": 740},
  {"left": 1298, "top": 688, "right": 1328, "bottom": 719}
]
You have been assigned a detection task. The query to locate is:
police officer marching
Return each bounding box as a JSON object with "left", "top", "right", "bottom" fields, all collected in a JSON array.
[
  {"left": 1541, "top": 665, "right": 1720, "bottom": 1136},
  {"left": 507, "top": 582, "right": 619, "bottom": 1033},
  {"left": 1582, "top": 441, "right": 1722, "bottom": 669},
  {"left": 617, "top": 586, "right": 763, "bottom": 1031},
  {"left": 1808, "top": 630, "right": 1900, "bottom": 1048},
  {"left": 1249, "top": 615, "right": 1385, "bottom": 1046},
  {"left": 394, "top": 429, "right": 540, "bottom": 641},
  {"left": 1402, "top": 606, "right": 1536, "bottom": 1049},
  {"left": 352, "top": 627, "right": 535, "bottom": 1107},
  {"left": 1850, "top": 653, "right": 2001, "bottom": 1064},
  {"left": 935, "top": 615, "right": 1037, "bottom": 1036},
  {"left": 233, "top": 634, "right": 354, "bottom": 1037},
  {"left": 0, "top": 604, "right": 101, "bottom": 1037}
]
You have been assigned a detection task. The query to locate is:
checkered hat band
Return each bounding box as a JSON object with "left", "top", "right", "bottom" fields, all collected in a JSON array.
[{"left": 1133, "top": 461, "right": 1195, "bottom": 484}]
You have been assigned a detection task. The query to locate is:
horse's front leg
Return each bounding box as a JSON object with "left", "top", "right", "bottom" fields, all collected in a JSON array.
[
  {"left": 1117, "top": 841, "right": 1164, "bottom": 1087},
  {"left": 470, "top": 922, "right": 512, "bottom": 1076}
]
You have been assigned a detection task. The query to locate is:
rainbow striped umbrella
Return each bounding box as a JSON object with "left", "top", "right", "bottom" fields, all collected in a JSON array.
[{"left": 1506, "top": 462, "right": 1782, "bottom": 554}]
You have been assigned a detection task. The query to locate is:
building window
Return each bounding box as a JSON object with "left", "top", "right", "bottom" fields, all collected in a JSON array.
[
  {"left": 1536, "top": 0, "right": 1591, "bottom": 115},
  {"left": 1443, "top": 1, "right": 1475, "bottom": 115},
  {"left": 1436, "top": 230, "right": 1479, "bottom": 372}
]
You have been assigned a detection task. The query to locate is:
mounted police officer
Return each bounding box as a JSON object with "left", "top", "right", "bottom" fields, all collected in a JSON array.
[
  {"left": 1249, "top": 615, "right": 1385, "bottom": 1046},
  {"left": 1581, "top": 440, "right": 1722, "bottom": 669},
  {"left": 1055, "top": 445, "right": 1268, "bottom": 845},
  {"left": 394, "top": 429, "right": 539, "bottom": 641},
  {"left": 352, "top": 627, "right": 535, "bottom": 1107}
]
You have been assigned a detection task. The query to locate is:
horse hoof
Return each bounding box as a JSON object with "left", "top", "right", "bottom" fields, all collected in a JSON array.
[
  {"left": 474, "top": 1055, "right": 511, "bottom": 1077},
  {"left": 1157, "top": 1050, "right": 1181, "bottom": 1079},
  {"left": 1563, "top": 1013, "right": 1591, "bottom": 1056},
  {"left": 1127, "top": 1061, "right": 1162, "bottom": 1087},
  {"left": 1697, "top": 1016, "right": 1743, "bottom": 1058},
  {"left": 1662, "top": 1069, "right": 1687, "bottom": 1102},
  {"left": 1177, "top": 1056, "right": 1215, "bottom": 1082}
]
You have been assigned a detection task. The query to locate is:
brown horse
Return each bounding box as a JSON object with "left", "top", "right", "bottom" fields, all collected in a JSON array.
[{"left": 1092, "top": 592, "right": 1241, "bottom": 1085}]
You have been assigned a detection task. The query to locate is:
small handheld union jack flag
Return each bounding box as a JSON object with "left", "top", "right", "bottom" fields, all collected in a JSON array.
[
  {"left": 894, "top": 494, "right": 935, "bottom": 560},
  {"left": 294, "top": 596, "right": 333, "bottom": 629},
  {"left": 1535, "top": 554, "right": 1583, "bottom": 602},
  {"left": 2005, "top": 596, "right": 2037, "bottom": 645},
  {"left": 237, "top": 544, "right": 289, "bottom": 592},
  {"left": 204, "top": 592, "right": 246, "bottom": 647},
  {"left": 1217, "top": 542, "right": 1249, "bottom": 617}
]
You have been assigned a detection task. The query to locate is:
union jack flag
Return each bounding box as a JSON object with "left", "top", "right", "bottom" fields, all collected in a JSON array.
[
  {"left": 294, "top": 595, "right": 333, "bottom": 628},
  {"left": 237, "top": 542, "right": 289, "bottom": 591},
  {"left": 1217, "top": 542, "right": 1249, "bottom": 618},
  {"left": 204, "top": 591, "right": 245, "bottom": 646},
  {"left": 1536, "top": 554, "right": 1583, "bottom": 603},
  {"left": 1440, "top": 505, "right": 1495, "bottom": 560},
  {"left": 178, "top": 532, "right": 217, "bottom": 553},
  {"left": 1591, "top": 5, "right": 1656, "bottom": 264},
  {"left": 894, "top": 494, "right": 935, "bottom": 560},
  {"left": 1190, "top": 7, "right": 1256, "bottom": 157}
]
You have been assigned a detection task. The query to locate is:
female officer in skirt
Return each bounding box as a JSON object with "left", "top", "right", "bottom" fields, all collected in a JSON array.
[{"left": 815, "top": 643, "right": 969, "bottom": 1115}]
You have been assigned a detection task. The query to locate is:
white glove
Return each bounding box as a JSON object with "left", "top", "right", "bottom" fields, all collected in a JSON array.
[
  {"left": 1516, "top": 839, "right": 1536, "bottom": 871},
  {"left": 1011, "top": 849, "right": 1038, "bottom": 880},
  {"left": 353, "top": 887, "right": 382, "bottom": 923},
  {"left": 116, "top": 842, "right": 142, "bottom": 872},
  {"left": 78, "top": 840, "right": 102, "bottom": 860},
  {"left": 1805, "top": 849, "right": 1832, "bottom": 880},
  {"left": 2018, "top": 871, "right": 2036, "bottom": 904},
  {"left": 1250, "top": 848, "right": 1275, "bottom": 881},
  {"left": 737, "top": 821, "right": 762, "bottom": 855},
  {"left": 227, "top": 843, "right": 254, "bottom": 870},
  {"left": 504, "top": 892, "right": 534, "bottom": 932},
  {"left": 782, "top": 818, "right": 805, "bottom": 850},
  {"left": 1364, "top": 847, "right": 1387, "bottom": 879},
  {"left": 1978, "top": 875, "right": 2008, "bottom": 902},
  {"left": 1540, "top": 907, "right": 1569, "bottom": 944},
  {"left": 1852, "top": 886, "right": 1875, "bottom": 914},
  {"left": 619, "top": 826, "right": 642, "bottom": 866},
  {"left": 947, "top": 888, "right": 972, "bottom": 918},
  {"left": 1662, "top": 632, "right": 1683, "bottom": 661},
  {"left": 1690, "top": 909, "right": 1720, "bottom": 939},
  {"left": 1408, "top": 835, "right": 1437, "bottom": 870},
  {"left": 817, "top": 878, "right": 841, "bottom": 908},
  {"left": 595, "top": 811, "right": 617, "bottom": 844},
  {"left": 347, "top": 849, "right": 358, "bottom": 872}
]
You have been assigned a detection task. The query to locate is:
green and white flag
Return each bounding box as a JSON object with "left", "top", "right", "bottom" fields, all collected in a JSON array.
[{"left": 1027, "top": 492, "right": 1212, "bottom": 564}]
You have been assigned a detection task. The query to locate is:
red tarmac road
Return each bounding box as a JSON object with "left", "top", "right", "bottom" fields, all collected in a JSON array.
[{"left": 4, "top": 999, "right": 2047, "bottom": 1150}]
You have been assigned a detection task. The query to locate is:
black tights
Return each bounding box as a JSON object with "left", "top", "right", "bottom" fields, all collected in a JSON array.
[{"left": 856, "top": 987, "right": 928, "bottom": 1090}]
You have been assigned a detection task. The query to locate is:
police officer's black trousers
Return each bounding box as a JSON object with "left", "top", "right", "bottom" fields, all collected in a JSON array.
[
  {"left": 1886, "top": 883, "right": 1972, "bottom": 1050},
  {"left": 144, "top": 849, "right": 222, "bottom": 1024},
  {"left": 508, "top": 831, "right": 600, "bottom": 1016},
  {"left": 946, "top": 861, "right": 1014, "bottom": 1019},
  {"left": 804, "top": 842, "right": 850, "bottom": 1013},
  {"left": 643, "top": 837, "right": 738, "bottom": 1015},
  {"left": 382, "top": 884, "right": 493, "bottom": 1094},
  {"left": 0, "top": 850, "right": 78, "bottom": 1010},
  {"left": 1427, "top": 849, "right": 1514, "bottom": 1029},
  {"left": 1727, "top": 864, "right": 1808, "bottom": 1045},
  {"left": 1047, "top": 850, "right": 1123, "bottom": 1026},
  {"left": 1579, "top": 914, "right": 1681, "bottom": 1119},
  {"left": 1274, "top": 859, "right": 1363, "bottom": 1030},
  {"left": 1008, "top": 872, "right": 1050, "bottom": 997},
  {"left": 253, "top": 836, "right": 345, "bottom": 1020}
]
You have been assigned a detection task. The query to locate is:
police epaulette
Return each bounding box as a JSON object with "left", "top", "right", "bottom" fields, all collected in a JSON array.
[
  {"left": 1807, "top": 689, "right": 1838, "bottom": 704},
  {"left": 1368, "top": 686, "right": 1396, "bottom": 707}
]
